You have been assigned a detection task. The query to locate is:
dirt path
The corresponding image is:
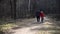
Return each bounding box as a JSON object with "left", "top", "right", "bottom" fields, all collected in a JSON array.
[{"left": 5, "top": 17, "right": 60, "bottom": 34}]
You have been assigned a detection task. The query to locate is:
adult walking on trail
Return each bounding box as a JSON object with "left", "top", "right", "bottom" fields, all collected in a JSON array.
[{"left": 35, "top": 10, "right": 40, "bottom": 22}]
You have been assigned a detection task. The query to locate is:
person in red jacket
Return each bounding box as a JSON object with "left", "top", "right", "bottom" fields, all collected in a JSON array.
[{"left": 40, "top": 11, "right": 45, "bottom": 23}]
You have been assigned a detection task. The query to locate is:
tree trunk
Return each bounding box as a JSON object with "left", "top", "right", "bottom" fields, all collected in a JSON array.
[{"left": 14, "top": 0, "right": 16, "bottom": 19}]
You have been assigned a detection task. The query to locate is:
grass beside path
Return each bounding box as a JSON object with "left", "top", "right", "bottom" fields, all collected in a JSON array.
[
  {"left": 0, "top": 22, "right": 17, "bottom": 34},
  {"left": 0, "top": 23, "right": 16, "bottom": 31}
]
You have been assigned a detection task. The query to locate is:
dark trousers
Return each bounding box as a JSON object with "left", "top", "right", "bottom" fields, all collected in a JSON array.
[
  {"left": 36, "top": 16, "right": 40, "bottom": 22},
  {"left": 41, "top": 17, "right": 44, "bottom": 23}
]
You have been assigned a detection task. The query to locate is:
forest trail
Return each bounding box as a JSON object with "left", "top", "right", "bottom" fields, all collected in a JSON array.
[{"left": 5, "top": 17, "right": 60, "bottom": 34}]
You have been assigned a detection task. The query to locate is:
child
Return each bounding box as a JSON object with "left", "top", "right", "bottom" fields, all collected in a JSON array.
[{"left": 40, "top": 11, "right": 45, "bottom": 23}]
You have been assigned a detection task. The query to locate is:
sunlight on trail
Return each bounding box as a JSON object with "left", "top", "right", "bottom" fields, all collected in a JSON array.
[
  {"left": 13, "top": 21, "right": 60, "bottom": 34},
  {"left": 43, "top": 22, "right": 53, "bottom": 25},
  {"left": 36, "top": 22, "right": 60, "bottom": 34},
  {"left": 37, "top": 30, "right": 60, "bottom": 34},
  {"left": 42, "top": 22, "right": 55, "bottom": 28}
]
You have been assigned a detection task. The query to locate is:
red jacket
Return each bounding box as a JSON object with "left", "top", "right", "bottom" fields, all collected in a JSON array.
[{"left": 40, "top": 12, "right": 45, "bottom": 17}]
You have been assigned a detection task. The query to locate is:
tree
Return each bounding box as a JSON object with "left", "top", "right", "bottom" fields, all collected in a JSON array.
[
  {"left": 10, "top": 0, "right": 16, "bottom": 19},
  {"left": 14, "top": 0, "right": 16, "bottom": 19}
]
